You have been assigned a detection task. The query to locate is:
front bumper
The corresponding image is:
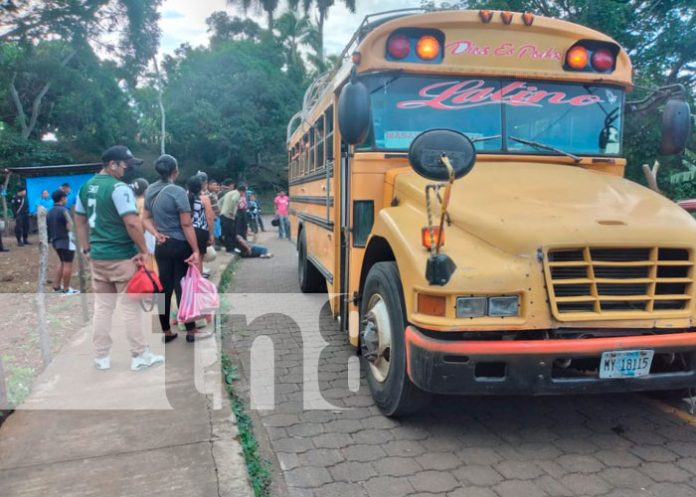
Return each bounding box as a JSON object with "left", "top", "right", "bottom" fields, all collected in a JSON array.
[{"left": 405, "top": 326, "right": 696, "bottom": 395}]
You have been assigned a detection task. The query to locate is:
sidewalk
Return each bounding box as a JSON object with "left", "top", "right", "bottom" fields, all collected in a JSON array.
[{"left": 0, "top": 251, "right": 253, "bottom": 497}]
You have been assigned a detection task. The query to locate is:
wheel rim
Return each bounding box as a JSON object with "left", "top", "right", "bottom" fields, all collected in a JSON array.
[{"left": 365, "top": 293, "right": 392, "bottom": 383}]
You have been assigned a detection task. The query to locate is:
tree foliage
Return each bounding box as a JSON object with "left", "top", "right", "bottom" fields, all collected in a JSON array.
[{"left": 160, "top": 29, "right": 305, "bottom": 189}]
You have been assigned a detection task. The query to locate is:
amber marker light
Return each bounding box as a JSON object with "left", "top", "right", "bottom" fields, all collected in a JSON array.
[
  {"left": 479, "top": 9, "right": 493, "bottom": 23},
  {"left": 416, "top": 35, "right": 440, "bottom": 60},
  {"left": 566, "top": 45, "right": 589, "bottom": 69},
  {"left": 501, "top": 11, "right": 513, "bottom": 24},
  {"left": 421, "top": 226, "right": 444, "bottom": 249},
  {"left": 522, "top": 12, "right": 534, "bottom": 26},
  {"left": 418, "top": 293, "right": 447, "bottom": 317}
]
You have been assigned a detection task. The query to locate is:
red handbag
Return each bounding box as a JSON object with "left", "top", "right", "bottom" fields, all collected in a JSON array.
[{"left": 127, "top": 266, "right": 163, "bottom": 309}]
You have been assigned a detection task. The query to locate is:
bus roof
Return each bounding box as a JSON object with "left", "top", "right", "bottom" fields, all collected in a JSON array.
[{"left": 288, "top": 8, "right": 633, "bottom": 145}]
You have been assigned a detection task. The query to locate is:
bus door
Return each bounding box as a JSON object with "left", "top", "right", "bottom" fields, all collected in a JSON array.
[{"left": 339, "top": 141, "right": 351, "bottom": 333}]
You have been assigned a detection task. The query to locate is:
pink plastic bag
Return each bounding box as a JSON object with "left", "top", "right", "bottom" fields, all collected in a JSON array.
[{"left": 177, "top": 265, "right": 220, "bottom": 323}]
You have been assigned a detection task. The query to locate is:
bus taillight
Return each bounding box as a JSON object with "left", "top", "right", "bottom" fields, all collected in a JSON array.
[
  {"left": 387, "top": 34, "right": 410, "bottom": 59},
  {"left": 564, "top": 41, "right": 619, "bottom": 73},
  {"left": 591, "top": 48, "right": 615, "bottom": 72},
  {"left": 416, "top": 36, "right": 440, "bottom": 60},
  {"left": 386, "top": 29, "right": 445, "bottom": 63},
  {"left": 566, "top": 46, "right": 589, "bottom": 70}
]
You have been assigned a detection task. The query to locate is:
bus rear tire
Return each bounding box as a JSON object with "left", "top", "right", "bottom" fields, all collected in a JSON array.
[
  {"left": 361, "top": 261, "right": 429, "bottom": 417},
  {"left": 298, "top": 229, "right": 326, "bottom": 293}
]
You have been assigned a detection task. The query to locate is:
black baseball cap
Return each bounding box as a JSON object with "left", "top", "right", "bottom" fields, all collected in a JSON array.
[{"left": 101, "top": 145, "right": 144, "bottom": 167}]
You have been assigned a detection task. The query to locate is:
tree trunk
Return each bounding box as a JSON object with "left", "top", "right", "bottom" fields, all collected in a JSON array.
[
  {"left": 267, "top": 11, "right": 274, "bottom": 31},
  {"left": 9, "top": 50, "right": 77, "bottom": 140},
  {"left": 36, "top": 207, "right": 52, "bottom": 368},
  {"left": 642, "top": 160, "right": 661, "bottom": 193}
]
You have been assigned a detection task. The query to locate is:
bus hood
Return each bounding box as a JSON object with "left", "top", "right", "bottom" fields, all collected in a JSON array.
[{"left": 395, "top": 161, "right": 696, "bottom": 254}]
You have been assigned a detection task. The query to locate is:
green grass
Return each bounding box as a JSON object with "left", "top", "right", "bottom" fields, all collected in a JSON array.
[{"left": 218, "top": 260, "right": 272, "bottom": 497}]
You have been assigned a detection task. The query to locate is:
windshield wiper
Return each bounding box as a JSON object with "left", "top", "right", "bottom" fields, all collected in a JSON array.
[
  {"left": 508, "top": 136, "right": 581, "bottom": 163},
  {"left": 470, "top": 134, "right": 501, "bottom": 143}
]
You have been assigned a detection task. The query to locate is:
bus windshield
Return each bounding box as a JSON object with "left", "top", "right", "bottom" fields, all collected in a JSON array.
[{"left": 363, "top": 74, "right": 624, "bottom": 157}]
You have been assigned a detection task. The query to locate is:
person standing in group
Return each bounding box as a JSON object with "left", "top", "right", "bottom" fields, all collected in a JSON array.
[
  {"left": 11, "top": 186, "right": 30, "bottom": 246},
  {"left": 207, "top": 179, "right": 222, "bottom": 245},
  {"left": 36, "top": 190, "right": 53, "bottom": 211},
  {"left": 142, "top": 154, "right": 203, "bottom": 343},
  {"left": 274, "top": 190, "right": 290, "bottom": 240},
  {"left": 219, "top": 181, "right": 240, "bottom": 253},
  {"left": 74, "top": 145, "right": 164, "bottom": 371},
  {"left": 60, "top": 182, "right": 74, "bottom": 209},
  {"left": 129, "top": 178, "right": 158, "bottom": 274},
  {"left": 47, "top": 189, "right": 79, "bottom": 294},
  {"left": 235, "top": 184, "right": 248, "bottom": 239},
  {"left": 186, "top": 175, "right": 212, "bottom": 272},
  {"left": 194, "top": 172, "right": 215, "bottom": 249},
  {"left": 219, "top": 178, "right": 234, "bottom": 199}
]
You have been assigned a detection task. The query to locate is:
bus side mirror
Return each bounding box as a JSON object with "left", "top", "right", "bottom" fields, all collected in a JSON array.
[
  {"left": 660, "top": 100, "right": 691, "bottom": 155},
  {"left": 408, "top": 129, "right": 476, "bottom": 181},
  {"left": 338, "top": 81, "right": 370, "bottom": 145}
]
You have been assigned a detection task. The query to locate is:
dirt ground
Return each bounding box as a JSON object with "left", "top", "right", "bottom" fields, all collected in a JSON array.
[{"left": 1, "top": 231, "right": 90, "bottom": 410}]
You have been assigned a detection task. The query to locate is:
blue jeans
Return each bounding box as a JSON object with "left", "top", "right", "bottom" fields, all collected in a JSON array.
[
  {"left": 250, "top": 245, "right": 268, "bottom": 257},
  {"left": 278, "top": 215, "right": 290, "bottom": 239}
]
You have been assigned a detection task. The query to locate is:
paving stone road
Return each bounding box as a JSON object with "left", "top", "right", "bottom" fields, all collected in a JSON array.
[{"left": 223, "top": 230, "right": 696, "bottom": 497}]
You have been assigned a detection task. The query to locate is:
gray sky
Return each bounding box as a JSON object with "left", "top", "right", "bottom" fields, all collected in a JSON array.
[{"left": 159, "top": 0, "right": 419, "bottom": 57}]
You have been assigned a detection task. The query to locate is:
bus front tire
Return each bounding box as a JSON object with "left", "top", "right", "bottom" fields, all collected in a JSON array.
[
  {"left": 361, "top": 261, "right": 429, "bottom": 417},
  {"left": 298, "top": 229, "right": 325, "bottom": 293}
]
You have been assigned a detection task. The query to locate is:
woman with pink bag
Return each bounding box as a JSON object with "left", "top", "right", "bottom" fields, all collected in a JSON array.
[{"left": 142, "top": 154, "right": 207, "bottom": 343}]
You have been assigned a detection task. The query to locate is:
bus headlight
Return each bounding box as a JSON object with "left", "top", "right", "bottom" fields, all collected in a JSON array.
[
  {"left": 456, "top": 295, "right": 520, "bottom": 318},
  {"left": 456, "top": 297, "right": 487, "bottom": 318},
  {"left": 488, "top": 296, "right": 520, "bottom": 317}
]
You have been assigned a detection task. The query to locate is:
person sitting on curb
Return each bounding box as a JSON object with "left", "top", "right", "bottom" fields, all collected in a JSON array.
[{"left": 235, "top": 234, "right": 273, "bottom": 258}]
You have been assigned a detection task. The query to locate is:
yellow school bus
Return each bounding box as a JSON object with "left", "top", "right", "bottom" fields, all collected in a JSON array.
[{"left": 287, "top": 8, "right": 693, "bottom": 416}]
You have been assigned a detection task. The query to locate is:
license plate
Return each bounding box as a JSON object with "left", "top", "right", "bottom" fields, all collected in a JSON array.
[{"left": 599, "top": 350, "right": 654, "bottom": 379}]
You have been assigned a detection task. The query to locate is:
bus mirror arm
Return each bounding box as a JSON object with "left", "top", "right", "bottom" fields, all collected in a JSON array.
[
  {"left": 626, "top": 84, "right": 692, "bottom": 156},
  {"left": 625, "top": 84, "right": 686, "bottom": 114}
]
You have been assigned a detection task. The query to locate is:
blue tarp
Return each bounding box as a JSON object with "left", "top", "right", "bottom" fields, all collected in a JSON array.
[{"left": 25, "top": 174, "right": 94, "bottom": 214}]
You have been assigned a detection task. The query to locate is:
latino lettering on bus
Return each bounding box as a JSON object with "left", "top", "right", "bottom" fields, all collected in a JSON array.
[{"left": 396, "top": 80, "right": 604, "bottom": 110}]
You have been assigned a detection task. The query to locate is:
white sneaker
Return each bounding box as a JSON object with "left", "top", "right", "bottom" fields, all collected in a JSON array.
[
  {"left": 63, "top": 287, "right": 80, "bottom": 295},
  {"left": 94, "top": 356, "right": 111, "bottom": 370},
  {"left": 131, "top": 349, "right": 164, "bottom": 371}
]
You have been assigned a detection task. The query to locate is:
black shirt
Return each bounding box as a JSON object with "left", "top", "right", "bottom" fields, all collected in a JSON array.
[
  {"left": 47, "top": 205, "right": 71, "bottom": 250},
  {"left": 11, "top": 195, "right": 28, "bottom": 216}
]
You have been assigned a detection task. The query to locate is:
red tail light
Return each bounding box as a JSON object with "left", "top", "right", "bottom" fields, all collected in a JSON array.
[
  {"left": 591, "top": 48, "right": 614, "bottom": 72},
  {"left": 387, "top": 34, "right": 410, "bottom": 59}
]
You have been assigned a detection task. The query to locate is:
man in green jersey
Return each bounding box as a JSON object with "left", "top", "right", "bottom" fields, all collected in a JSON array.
[{"left": 75, "top": 145, "right": 164, "bottom": 371}]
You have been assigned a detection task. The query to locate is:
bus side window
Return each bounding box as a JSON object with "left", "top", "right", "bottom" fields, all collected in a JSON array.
[
  {"left": 301, "top": 134, "right": 309, "bottom": 176},
  {"left": 326, "top": 106, "right": 334, "bottom": 164},
  {"left": 316, "top": 114, "right": 325, "bottom": 171},
  {"left": 309, "top": 128, "right": 316, "bottom": 173}
]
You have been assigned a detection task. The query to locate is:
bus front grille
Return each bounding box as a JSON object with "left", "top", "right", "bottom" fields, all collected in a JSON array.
[{"left": 544, "top": 247, "right": 693, "bottom": 320}]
